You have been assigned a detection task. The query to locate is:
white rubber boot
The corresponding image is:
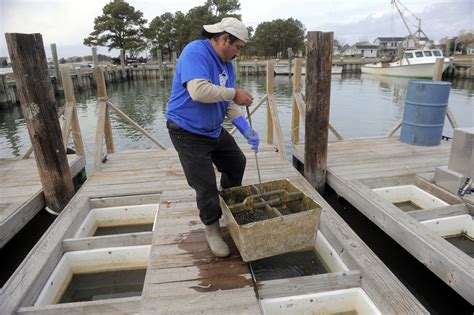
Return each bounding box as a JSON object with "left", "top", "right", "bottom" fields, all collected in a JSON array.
[{"left": 205, "top": 221, "right": 230, "bottom": 258}]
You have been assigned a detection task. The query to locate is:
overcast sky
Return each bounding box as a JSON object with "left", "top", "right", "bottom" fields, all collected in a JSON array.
[{"left": 0, "top": 0, "right": 472, "bottom": 59}]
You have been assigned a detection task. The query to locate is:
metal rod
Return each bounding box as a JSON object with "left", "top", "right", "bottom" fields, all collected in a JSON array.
[{"left": 246, "top": 106, "right": 263, "bottom": 193}]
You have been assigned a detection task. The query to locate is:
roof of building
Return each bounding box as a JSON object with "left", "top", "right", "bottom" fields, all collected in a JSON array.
[
  {"left": 375, "top": 37, "right": 406, "bottom": 42},
  {"left": 353, "top": 41, "right": 379, "bottom": 49}
]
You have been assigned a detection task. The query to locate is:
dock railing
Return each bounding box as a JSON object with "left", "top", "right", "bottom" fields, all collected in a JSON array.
[
  {"left": 229, "top": 61, "right": 287, "bottom": 160},
  {"left": 93, "top": 67, "right": 167, "bottom": 173},
  {"left": 22, "top": 67, "right": 86, "bottom": 160},
  {"left": 290, "top": 57, "right": 344, "bottom": 145}
]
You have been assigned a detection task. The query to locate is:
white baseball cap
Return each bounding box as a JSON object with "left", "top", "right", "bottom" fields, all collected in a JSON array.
[{"left": 203, "top": 17, "right": 249, "bottom": 43}]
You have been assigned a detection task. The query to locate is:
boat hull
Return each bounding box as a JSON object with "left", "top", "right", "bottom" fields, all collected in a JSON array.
[{"left": 361, "top": 62, "right": 450, "bottom": 78}]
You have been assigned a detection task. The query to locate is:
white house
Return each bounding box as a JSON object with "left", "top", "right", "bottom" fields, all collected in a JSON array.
[
  {"left": 342, "top": 42, "right": 378, "bottom": 57},
  {"left": 374, "top": 37, "right": 405, "bottom": 57},
  {"left": 402, "top": 36, "right": 434, "bottom": 49}
]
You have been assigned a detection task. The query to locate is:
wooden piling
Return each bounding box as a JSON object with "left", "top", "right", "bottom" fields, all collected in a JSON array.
[
  {"left": 266, "top": 61, "right": 274, "bottom": 144},
  {"left": 120, "top": 49, "right": 126, "bottom": 80},
  {"left": 291, "top": 58, "right": 303, "bottom": 144},
  {"left": 157, "top": 49, "right": 164, "bottom": 82},
  {"left": 304, "top": 31, "right": 333, "bottom": 194},
  {"left": 265, "top": 61, "right": 287, "bottom": 159},
  {"left": 0, "top": 74, "right": 8, "bottom": 104},
  {"left": 287, "top": 47, "right": 293, "bottom": 76},
  {"left": 50, "top": 43, "right": 62, "bottom": 91},
  {"left": 432, "top": 57, "right": 444, "bottom": 81},
  {"left": 234, "top": 58, "right": 240, "bottom": 83},
  {"left": 60, "top": 67, "right": 85, "bottom": 157},
  {"left": 6, "top": 33, "right": 74, "bottom": 212}
]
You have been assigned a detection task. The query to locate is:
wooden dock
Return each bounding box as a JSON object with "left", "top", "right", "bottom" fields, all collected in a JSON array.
[
  {"left": 0, "top": 145, "right": 427, "bottom": 314},
  {"left": 293, "top": 136, "right": 474, "bottom": 304},
  {"left": 0, "top": 154, "right": 85, "bottom": 247}
]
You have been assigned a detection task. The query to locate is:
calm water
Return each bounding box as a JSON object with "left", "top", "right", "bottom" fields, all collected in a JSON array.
[{"left": 1, "top": 74, "right": 473, "bottom": 173}]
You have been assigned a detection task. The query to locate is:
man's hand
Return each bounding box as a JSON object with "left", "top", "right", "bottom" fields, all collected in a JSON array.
[
  {"left": 244, "top": 129, "right": 259, "bottom": 153},
  {"left": 234, "top": 89, "right": 253, "bottom": 106}
]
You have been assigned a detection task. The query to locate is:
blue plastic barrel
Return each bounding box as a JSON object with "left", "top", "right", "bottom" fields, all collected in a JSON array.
[{"left": 400, "top": 80, "right": 451, "bottom": 146}]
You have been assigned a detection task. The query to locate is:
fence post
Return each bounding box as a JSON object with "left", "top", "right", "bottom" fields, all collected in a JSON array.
[
  {"left": 304, "top": 31, "right": 333, "bottom": 194},
  {"left": 6, "top": 33, "right": 74, "bottom": 212},
  {"left": 50, "top": 43, "right": 63, "bottom": 91}
]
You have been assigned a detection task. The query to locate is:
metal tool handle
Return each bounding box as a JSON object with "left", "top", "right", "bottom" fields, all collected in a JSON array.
[{"left": 246, "top": 106, "right": 263, "bottom": 195}]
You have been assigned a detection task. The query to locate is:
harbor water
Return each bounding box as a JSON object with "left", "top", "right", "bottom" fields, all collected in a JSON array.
[{"left": 0, "top": 74, "right": 473, "bottom": 173}]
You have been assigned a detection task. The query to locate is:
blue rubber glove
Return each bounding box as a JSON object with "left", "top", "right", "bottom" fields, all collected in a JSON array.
[{"left": 232, "top": 116, "right": 259, "bottom": 153}]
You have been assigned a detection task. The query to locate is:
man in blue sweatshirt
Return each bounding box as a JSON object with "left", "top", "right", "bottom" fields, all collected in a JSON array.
[{"left": 166, "top": 17, "right": 259, "bottom": 257}]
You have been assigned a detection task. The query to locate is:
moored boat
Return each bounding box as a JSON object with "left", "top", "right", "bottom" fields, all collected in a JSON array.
[{"left": 361, "top": 49, "right": 451, "bottom": 78}]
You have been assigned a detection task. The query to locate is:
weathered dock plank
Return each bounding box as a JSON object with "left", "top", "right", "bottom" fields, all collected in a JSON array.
[
  {"left": 293, "top": 136, "right": 474, "bottom": 304},
  {"left": 0, "top": 154, "right": 85, "bottom": 247},
  {"left": 1, "top": 145, "right": 426, "bottom": 314}
]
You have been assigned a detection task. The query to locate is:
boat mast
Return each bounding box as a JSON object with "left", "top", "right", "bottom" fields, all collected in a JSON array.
[{"left": 391, "top": 0, "right": 417, "bottom": 47}]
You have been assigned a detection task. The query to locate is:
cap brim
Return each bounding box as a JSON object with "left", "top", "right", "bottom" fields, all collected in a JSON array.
[{"left": 203, "top": 24, "right": 223, "bottom": 34}]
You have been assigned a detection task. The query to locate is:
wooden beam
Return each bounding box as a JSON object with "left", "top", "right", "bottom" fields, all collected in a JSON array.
[
  {"left": 385, "top": 118, "right": 402, "bottom": 137},
  {"left": 94, "top": 100, "right": 107, "bottom": 173},
  {"left": 432, "top": 57, "right": 444, "bottom": 81},
  {"left": 50, "top": 43, "right": 62, "bottom": 91},
  {"left": 291, "top": 58, "right": 303, "bottom": 144},
  {"left": 96, "top": 67, "right": 114, "bottom": 153},
  {"left": 408, "top": 204, "right": 469, "bottom": 222},
  {"left": 107, "top": 101, "right": 167, "bottom": 150},
  {"left": 59, "top": 68, "right": 85, "bottom": 157},
  {"left": 63, "top": 232, "right": 153, "bottom": 252},
  {"left": 258, "top": 271, "right": 362, "bottom": 299},
  {"left": 229, "top": 94, "right": 267, "bottom": 135},
  {"left": 266, "top": 62, "right": 286, "bottom": 159},
  {"left": 304, "top": 31, "right": 333, "bottom": 194},
  {"left": 17, "top": 296, "right": 141, "bottom": 315},
  {"left": 329, "top": 123, "right": 344, "bottom": 141},
  {"left": 157, "top": 49, "right": 164, "bottom": 82},
  {"left": 6, "top": 33, "right": 74, "bottom": 212},
  {"left": 432, "top": 57, "right": 459, "bottom": 130},
  {"left": 266, "top": 61, "right": 274, "bottom": 144}
]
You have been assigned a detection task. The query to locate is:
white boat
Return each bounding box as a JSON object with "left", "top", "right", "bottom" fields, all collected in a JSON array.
[
  {"left": 362, "top": 0, "right": 451, "bottom": 78},
  {"left": 274, "top": 63, "right": 343, "bottom": 75},
  {"left": 361, "top": 49, "right": 451, "bottom": 78}
]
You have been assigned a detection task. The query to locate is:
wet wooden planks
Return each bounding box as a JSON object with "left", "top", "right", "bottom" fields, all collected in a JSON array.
[
  {"left": 293, "top": 136, "right": 474, "bottom": 304},
  {"left": 0, "top": 154, "right": 85, "bottom": 247},
  {"left": 3, "top": 144, "right": 427, "bottom": 314}
]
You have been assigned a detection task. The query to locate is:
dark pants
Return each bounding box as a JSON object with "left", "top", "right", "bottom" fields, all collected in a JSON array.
[{"left": 167, "top": 120, "right": 246, "bottom": 225}]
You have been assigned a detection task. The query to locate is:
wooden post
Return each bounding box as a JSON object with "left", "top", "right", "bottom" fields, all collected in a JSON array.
[
  {"left": 120, "top": 49, "right": 126, "bottom": 80},
  {"left": 0, "top": 74, "right": 7, "bottom": 104},
  {"left": 291, "top": 58, "right": 303, "bottom": 144},
  {"left": 6, "top": 33, "right": 74, "bottom": 212},
  {"left": 157, "top": 49, "right": 164, "bottom": 82},
  {"left": 234, "top": 57, "right": 240, "bottom": 83},
  {"left": 432, "top": 57, "right": 459, "bottom": 129},
  {"left": 445, "top": 39, "right": 451, "bottom": 57},
  {"left": 265, "top": 61, "right": 287, "bottom": 159},
  {"left": 92, "top": 47, "right": 99, "bottom": 68},
  {"left": 75, "top": 68, "right": 84, "bottom": 90},
  {"left": 287, "top": 47, "right": 293, "bottom": 77},
  {"left": 304, "top": 31, "right": 333, "bottom": 194},
  {"left": 94, "top": 66, "right": 114, "bottom": 172},
  {"left": 50, "top": 43, "right": 62, "bottom": 91},
  {"left": 60, "top": 67, "right": 85, "bottom": 157},
  {"left": 266, "top": 61, "right": 274, "bottom": 144},
  {"left": 432, "top": 57, "right": 444, "bottom": 81},
  {"left": 98, "top": 67, "right": 114, "bottom": 153}
]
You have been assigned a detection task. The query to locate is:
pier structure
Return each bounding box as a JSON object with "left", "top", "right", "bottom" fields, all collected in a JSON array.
[
  {"left": 290, "top": 45, "right": 474, "bottom": 307},
  {"left": 0, "top": 32, "right": 427, "bottom": 314}
]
